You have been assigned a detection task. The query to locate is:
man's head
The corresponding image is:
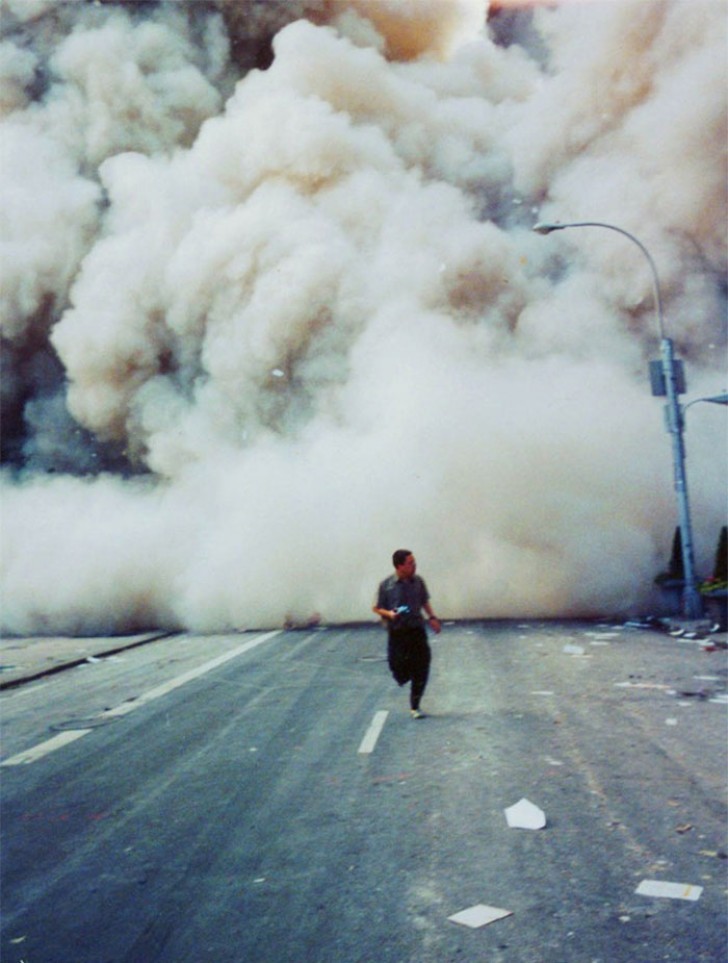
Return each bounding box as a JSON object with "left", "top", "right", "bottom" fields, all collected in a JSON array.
[{"left": 393, "top": 549, "right": 416, "bottom": 579}]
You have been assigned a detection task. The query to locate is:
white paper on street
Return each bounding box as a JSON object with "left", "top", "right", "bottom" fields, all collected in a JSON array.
[
  {"left": 448, "top": 904, "right": 513, "bottom": 928},
  {"left": 614, "top": 682, "right": 670, "bottom": 690},
  {"left": 635, "top": 880, "right": 703, "bottom": 901},
  {"left": 504, "top": 798, "right": 546, "bottom": 829}
]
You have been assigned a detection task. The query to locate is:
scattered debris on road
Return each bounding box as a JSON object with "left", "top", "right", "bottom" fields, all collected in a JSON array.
[
  {"left": 448, "top": 904, "right": 513, "bottom": 928},
  {"left": 504, "top": 798, "right": 546, "bottom": 830},
  {"left": 614, "top": 681, "right": 671, "bottom": 690},
  {"left": 635, "top": 880, "right": 703, "bottom": 901}
]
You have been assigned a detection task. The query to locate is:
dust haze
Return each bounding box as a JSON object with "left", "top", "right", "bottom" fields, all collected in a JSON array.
[{"left": 1, "top": 0, "right": 726, "bottom": 634}]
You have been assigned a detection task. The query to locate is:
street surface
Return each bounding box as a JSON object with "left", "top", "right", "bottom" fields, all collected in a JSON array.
[{"left": 1, "top": 621, "right": 726, "bottom": 963}]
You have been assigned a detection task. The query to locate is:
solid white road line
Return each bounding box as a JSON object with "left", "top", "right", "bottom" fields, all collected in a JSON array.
[
  {"left": 1, "top": 631, "right": 281, "bottom": 767},
  {"left": 358, "top": 710, "right": 389, "bottom": 754},
  {"left": 100, "top": 630, "right": 282, "bottom": 719},
  {"left": 1, "top": 729, "right": 93, "bottom": 767}
]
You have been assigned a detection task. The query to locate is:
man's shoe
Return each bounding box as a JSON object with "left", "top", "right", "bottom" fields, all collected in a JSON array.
[{"left": 410, "top": 709, "right": 425, "bottom": 719}]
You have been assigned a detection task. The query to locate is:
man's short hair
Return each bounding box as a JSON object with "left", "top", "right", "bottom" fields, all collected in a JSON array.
[{"left": 392, "top": 549, "right": 412, "bottom": 569}]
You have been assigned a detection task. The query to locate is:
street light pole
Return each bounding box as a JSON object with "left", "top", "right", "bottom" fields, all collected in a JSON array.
[{"left": 533, "top": 220, "right": 704, "bottom": 619}]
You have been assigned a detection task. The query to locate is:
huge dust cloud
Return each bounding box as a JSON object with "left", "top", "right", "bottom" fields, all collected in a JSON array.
[{"left": 1, "top": 0, "right": 726, "bottom": 635}]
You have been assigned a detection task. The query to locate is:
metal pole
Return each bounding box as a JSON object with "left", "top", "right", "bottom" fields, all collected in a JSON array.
[
  {"left": 533, "top": 220, "right": 704, "bottom": 619},
  {"left": 659, "top": 336, "right": 702, "bottom": 617}
]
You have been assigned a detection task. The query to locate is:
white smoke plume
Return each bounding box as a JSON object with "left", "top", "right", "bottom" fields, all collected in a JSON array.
[{"left": 1, "top": 0, "right": 725, "bottom": 635}]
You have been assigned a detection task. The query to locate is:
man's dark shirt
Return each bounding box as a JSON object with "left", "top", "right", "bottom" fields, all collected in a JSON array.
[{"left": 376, "top": 574, "right": 430, "bottom": 629}]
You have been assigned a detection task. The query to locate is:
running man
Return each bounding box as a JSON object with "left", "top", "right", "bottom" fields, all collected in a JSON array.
[{"left": 373, "top": 550, "right": 441, "bottom": 718}]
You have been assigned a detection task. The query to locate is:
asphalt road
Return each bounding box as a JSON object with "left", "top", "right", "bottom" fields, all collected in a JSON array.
[{"left": 1, "top": 622, "right": 726, "bottom": 963}]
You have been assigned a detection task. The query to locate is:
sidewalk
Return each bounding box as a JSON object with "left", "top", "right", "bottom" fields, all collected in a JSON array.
[{"left": 0, "top": 632, "right": 172, "bottom": 690}]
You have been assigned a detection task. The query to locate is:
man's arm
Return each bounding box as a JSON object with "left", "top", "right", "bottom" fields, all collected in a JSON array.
[
  {"left": 419, "top": 581, "right": 441, "bottom": 633},
  {"left": 423, "top": 603, "right": 441, "bottom": 634}
]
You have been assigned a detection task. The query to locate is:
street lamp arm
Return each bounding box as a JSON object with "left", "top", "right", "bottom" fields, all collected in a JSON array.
[
  {"left": 683, "top": 392, "right": 728, "bottom": 413},
  {"left": 533, "top": 221, "right": 666, "bottom": 339}
]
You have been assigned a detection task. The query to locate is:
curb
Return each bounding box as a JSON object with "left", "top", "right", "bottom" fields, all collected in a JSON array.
[{"left": 0, "top": 632, "right": 176, "bottom": 691}]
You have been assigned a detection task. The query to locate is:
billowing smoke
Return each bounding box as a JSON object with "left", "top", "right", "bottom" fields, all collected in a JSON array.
[{"left": 1, "top": 0, "right": 725, "bottom": 635}]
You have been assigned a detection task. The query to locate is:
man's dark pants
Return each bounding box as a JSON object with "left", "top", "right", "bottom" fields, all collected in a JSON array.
[{"left": 387, "top": 626, "right": 431, "bottom": 711}]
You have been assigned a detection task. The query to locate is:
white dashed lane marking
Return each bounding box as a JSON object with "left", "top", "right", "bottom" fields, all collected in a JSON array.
[{"left": 358, "top": 710, "right": 389, "bottom": 754}]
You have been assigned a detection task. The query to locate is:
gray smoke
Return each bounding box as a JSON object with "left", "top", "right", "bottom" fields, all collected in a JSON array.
[{"left": 1, "top": 0, "right": 726, "bottom": 634}]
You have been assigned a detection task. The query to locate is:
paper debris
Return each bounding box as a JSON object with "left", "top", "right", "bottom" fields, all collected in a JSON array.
[
  {"left": 531, "top": 690, "right": 554, "bottom": 696},
  {"left": 709, "top": 694, "right": 728, "bottom": 705},
  {"left": 614, "top": 682, "right": 670, "bottom": 690},
  {"left": 505, "top": 798, "right": 546, "bottom": 829},
  {"left": 448, "top": 904, "right": 513, "bottom": 928},
  {"left": 635, "top": 880, "right": 703, "bottom": 901},
  {"left": 563, "top": 644, "right": 585, "bottom": 655}
]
